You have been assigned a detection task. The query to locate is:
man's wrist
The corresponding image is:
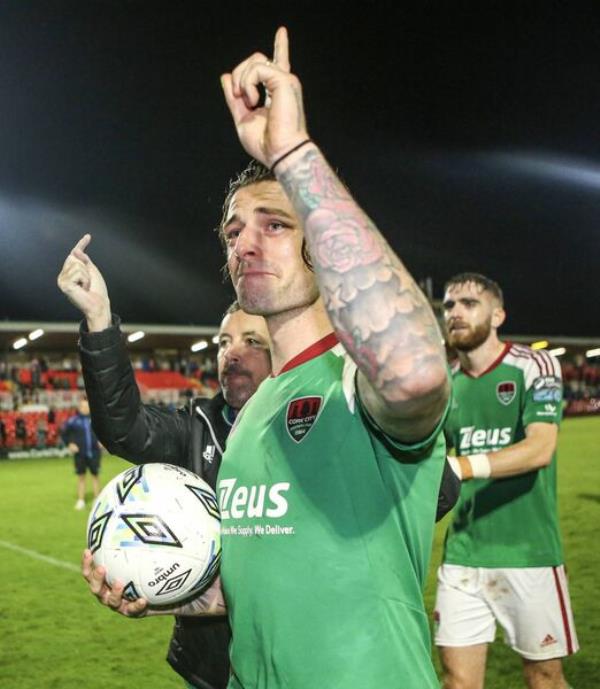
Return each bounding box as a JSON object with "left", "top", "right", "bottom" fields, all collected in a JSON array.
[
  {"left": 86, "top": 309, "right": 112, "bottom": 333},
  {"left": 463, "top": 453, "right": 491, "bottom": 480},
  {"left": 270, "top": 139, "right": 317, "bottom": 175},
  {"left": 449, "top": 454, "right": 491, "bottom": 480}
]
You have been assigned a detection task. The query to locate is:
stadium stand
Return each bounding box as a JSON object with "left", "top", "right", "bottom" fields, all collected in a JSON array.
[{"left": 0, "top": 320, "right": 597, "bottom": 457}]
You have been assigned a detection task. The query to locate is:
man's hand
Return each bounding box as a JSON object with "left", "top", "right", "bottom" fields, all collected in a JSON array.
[
  {"left": 220, "top": 27, "right": 309, "bottom": 167},
  {"left": 81, "top": 549, "right": 226, "bottom": 618},
  {"left": 67, "top": 443, "right": 79, "bottom": 454},
  {"left": 82, "top": 549, "right": 149, "bottom": 618},
  {"left": 57, "top": 234, "right": 111, "bottom": 332}
]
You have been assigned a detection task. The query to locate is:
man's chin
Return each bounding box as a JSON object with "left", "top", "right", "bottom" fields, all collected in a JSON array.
[
  {"left": 448, "top": 332, "right": 489, "bottom": 352},
  {"left": 222, "top": 387, "right": 253, "bottom": 410}
]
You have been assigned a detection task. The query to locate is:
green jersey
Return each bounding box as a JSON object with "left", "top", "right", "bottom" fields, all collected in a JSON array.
[
  {"left": 444, "top": 342, "right": 564, "bottom": 568},
  {"left": 217, "top": 334, "right": 448, "bottom": 689}
]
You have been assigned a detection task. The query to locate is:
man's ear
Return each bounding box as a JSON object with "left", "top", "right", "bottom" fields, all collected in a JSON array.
[{"left": 492, "top": 306, "right": 506, "bottom": 329}]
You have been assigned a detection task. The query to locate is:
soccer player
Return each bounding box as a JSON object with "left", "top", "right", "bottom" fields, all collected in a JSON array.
[
  {"left": 216, "top": 27, "right": 449, "bottom": 688},
  {"left": 435, "top": 272, "right": 578, "bottom": 689},
  {"left": 67, "top": 27, "right": 454, "bottom": 689},
  {"left": 61, "top": 397, "right": 102, "bottom": 510}
]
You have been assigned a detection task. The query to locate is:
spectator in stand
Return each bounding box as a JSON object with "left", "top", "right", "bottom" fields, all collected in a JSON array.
[
  {"left": 15, "top": 416, "right": 27, "bottom": 449},
  {"left": 0, "top": 417, "right": 7, "bottom": 451},
  {"left": 61, "top": 398, "right": 102, "bottom": 510},
  {"left": 31, "top": 358, "right": 42, "bottom": 389},
  {"left": 36, "top": 416, "right": 48, "bottom": 449}
]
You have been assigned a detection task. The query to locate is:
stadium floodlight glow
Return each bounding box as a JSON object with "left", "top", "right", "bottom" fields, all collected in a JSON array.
[
  {"left": 13, "top": 337, "right": 28, "bottom": 350},
  {"left": 586, "top": 347, "right": 600, "bottom": 359},
  {"left": 127, "top": 330, "right": 145, "bottom": 343},
  {"left": 28, "top": 328, "right": 44, "bottom": 341},
  {"left": 191, "top": 340, "right": 208, "bottom": 352},
  {"left": 212, "top": 334, "right": 220, "bottom": 344},
  {"left": 530, "top": 340, "right": 549, "bottom": 350},
  {"left": 549, "top": 347, "right": 566, "bottom": 357}
]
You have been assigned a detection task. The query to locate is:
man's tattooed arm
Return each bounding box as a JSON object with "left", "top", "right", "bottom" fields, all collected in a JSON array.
[{"left": 278, "top": 147, "right": 449, "bottom": 442}]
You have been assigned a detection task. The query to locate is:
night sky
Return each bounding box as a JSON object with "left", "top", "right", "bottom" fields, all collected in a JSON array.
[{"left": 0, "top": 2, "right": 598, "bottom": 337}]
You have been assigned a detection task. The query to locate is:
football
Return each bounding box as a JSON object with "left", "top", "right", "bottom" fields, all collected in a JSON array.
[{"left": 86, "top": 463, "right": 221, "bottom": 607}]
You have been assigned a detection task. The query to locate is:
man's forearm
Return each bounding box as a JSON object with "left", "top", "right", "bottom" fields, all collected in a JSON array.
[
  {"left": 453, "top": 423, "right": 558, "bottom": 480},
  {"left": 146, "top": 576, "right": 227, "bottom": 618},
  {"left": 80, "top": 319, "right": 188, "bottom": 462},
  {"left": 277, "top": 147, "right": 447, "bottom": 403}
]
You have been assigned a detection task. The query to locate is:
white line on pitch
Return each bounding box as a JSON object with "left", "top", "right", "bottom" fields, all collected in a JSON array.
[{"left": 0, "top": 539, "right": 79, "bottom": 573}]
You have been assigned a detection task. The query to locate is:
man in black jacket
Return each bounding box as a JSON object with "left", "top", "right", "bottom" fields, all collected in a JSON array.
[{"left": 74, "top": 292, "right": 272, "bottom": 689}]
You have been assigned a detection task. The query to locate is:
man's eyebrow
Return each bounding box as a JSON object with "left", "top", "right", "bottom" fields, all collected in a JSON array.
[
  {"left": 222, "top": 214, "right": 240, "bottom": 230},
  {"left": 255, "top": 206, "right": 294, "bottom": 221},
  {"left": 218, "top": 330, "right": 266, "bottom": 340},
  {"left": 223, "top": 207, "right": 294, "bottom": 230},
  {"left": 443, "top": 297, "right": 481, "bottom": 307},
  {"left": 242, "top": 330, "right": 267, "bottom": 340}
]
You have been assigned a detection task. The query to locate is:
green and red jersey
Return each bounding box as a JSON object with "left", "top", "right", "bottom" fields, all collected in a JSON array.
[
  {"left": 218, "top": 334, "right": 448, "bottom": 689},
  {"left": 444, "top": 342, "right": 564, "bottom": 568}
]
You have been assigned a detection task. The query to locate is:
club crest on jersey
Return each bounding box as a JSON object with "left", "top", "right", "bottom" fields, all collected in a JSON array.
[
  {"left": 286, "top": 396, "right": 323, "bottom": 443},
  {"left": 496, "top": 381, "right": 516, "bottom": 405}
]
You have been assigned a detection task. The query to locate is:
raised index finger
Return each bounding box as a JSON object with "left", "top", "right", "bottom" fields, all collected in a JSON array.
[
  {"left": 273, "top": 26, "right": 290, "bottom": 72},
  {"left": 71, "top": 234, "right": 92, "bottom": 264}
]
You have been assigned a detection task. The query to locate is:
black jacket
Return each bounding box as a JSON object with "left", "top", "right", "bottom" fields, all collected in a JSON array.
[{"left": 79, "top": 317, "right": 231, "bottom": 689}]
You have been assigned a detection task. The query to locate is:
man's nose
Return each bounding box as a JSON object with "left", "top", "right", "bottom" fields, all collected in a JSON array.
[
  {"left": 234, "top": 225, "right": 260, "bottom": 260},
  {"left": 448, "top": 302, "right": 463, "bottom": 318},
  {"left": 224, "top": 342, "right": 242, "bottom": 362}
]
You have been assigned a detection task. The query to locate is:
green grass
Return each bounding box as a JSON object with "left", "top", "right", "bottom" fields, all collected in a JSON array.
[{"left": 0, "top": 416, "right": 598, "bottom": 688}]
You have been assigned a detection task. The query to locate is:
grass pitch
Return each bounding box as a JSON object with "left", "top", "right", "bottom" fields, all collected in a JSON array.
[{"left": 0, "top": 416, "right": 598, "bottom": 688}]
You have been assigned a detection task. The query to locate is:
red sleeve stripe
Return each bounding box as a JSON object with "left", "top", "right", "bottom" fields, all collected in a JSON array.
[
  {"left": 552, "top": 565, "right": 575, "bottom": 655},
  {"left": 508, "top": 345, "right": 549, "bottom": 377},
  {"left": 538, "top": 348, "right": 561, "bottom": 378}
]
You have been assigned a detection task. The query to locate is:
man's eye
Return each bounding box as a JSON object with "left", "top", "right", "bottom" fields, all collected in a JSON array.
[
  {"left": 225, "top": 229, "right": 241, "bottom": 243},
  {"left": 267, "top": 221, "right": 286, "bottom": 232}
]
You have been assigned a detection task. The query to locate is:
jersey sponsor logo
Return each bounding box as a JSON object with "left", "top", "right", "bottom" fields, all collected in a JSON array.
[
  {"left": 459, "top": 425, "right": 512, "bottom": 451},
  {"left": 532, "top": 375, "right": 562, "bottom": 403},
  {"left": 285, "top": 395, "right": 323, "bottom": 443},
  {"left": 496, "top": 381, "right": 516, "bottom": 405},
  {"left": 218, "top": 478, "right": 290, "bottom": 520},
  {"left": 537, "top": 403, "right": 559, "bottom": 417}
]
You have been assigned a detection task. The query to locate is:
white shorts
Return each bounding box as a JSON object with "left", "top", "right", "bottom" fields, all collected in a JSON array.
[{"left": 433, "top": 564, "right": 579, "bottom": 660}]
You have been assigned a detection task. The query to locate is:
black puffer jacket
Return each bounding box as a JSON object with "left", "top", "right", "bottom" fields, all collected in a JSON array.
[{"left": 79, "top": 316, "right": 231, "bottom": 689}]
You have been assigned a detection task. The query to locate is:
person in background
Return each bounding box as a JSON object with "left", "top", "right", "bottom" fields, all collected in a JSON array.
[
  {"left": 61, "top": 397, "right": 102, "bottom": 510},
  {"left": 435, "top": 272, "right": 578, "bottom": 689}
]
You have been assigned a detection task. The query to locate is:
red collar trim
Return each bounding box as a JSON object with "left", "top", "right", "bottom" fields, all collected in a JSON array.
[
  {"left": 461, "top": 341, "right": 511, "bottom": 379},
  {"left": 277, "top": 332, "right": 339, "bottom": 375}
]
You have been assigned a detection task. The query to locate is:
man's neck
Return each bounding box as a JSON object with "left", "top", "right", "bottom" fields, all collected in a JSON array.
[
  {"left": 458, "top": 333, "right": 506, "bottom": 377},
  {"left": 267, "top": 298, "right": 333, "bottom": 374}
]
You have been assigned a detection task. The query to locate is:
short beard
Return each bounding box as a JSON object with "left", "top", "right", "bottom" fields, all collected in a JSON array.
[{"left": 448, "top": 317, "right": 492, "bottom": 352}]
